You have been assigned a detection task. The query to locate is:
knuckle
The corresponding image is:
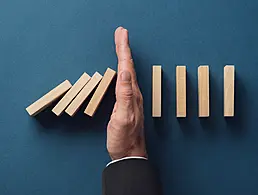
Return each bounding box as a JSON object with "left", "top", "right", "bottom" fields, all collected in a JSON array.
[
  {"left": 124, "top": 114, "right": 136, "bottom": 127},
  {"left": 116, "top": 113, "right": 135, "bottom": 128},
  {"left": 107, "top": 120, "right": 117, "bottom": 131},
  {"left": 116, "top": 45, "right": 125, "bottom": 53},
  {"left": 129, "top": 114, "right": 136, "bottom": 125},
  {"left": 136, "top": 92, "right": 143, "bottom": 104},
  {"left": 119, "top": 58, "right": 134, "bottom": 64},
  {"left": 123, "top": 99, "right": 133, "bottom": 110},
  {"left": 107, "top": 121, "right": 113, "bottom": 131},
  {"left": 121, "top": 89, "right": 133, "bottom": 100},
  {"left": 139, "top": 91, "right": 143, "bottom": 101},
  {"left": 139, "top": 93, "right": 143, "bottom": 102},
  {"left": 116, "top": 43, "right": 128, "bottom": 49}
]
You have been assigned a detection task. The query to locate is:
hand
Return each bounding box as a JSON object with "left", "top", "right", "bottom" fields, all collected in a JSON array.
[{"left": 107, "top": 27, "right": 147, "bottom": 160}]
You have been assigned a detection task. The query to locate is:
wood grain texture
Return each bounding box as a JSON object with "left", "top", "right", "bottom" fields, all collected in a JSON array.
[
  {"left": 52, "top": 73, "right": 91, "bottom": 116},
  {"left": 224, "top": 65, "right": 235, "bottom": 117},
  {"left": 198, "top": 66, "right": 209, "bottom": 117},
  {"left": 176, "top": 66, "right": 186, "bottom": 117},
  {"left": 26, "top": 80, "right": 72, "bottom": 116},
  {"left": 84, "top": 68, "right": 116, "bottom": 117},
  {"left": 152, "top": 65, "right": 162, "bottom": 117},
  {"left": 65, "top": 72, "right": 102, "bottom": 116}
]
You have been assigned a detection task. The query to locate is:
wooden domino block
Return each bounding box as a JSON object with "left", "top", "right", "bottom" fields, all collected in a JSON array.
[
  {"left": 176, "top": 66, "right": 186, "bottom": 117},
  {"left": 26, "top": 80, "right": 72, "bottom": 116},
  {"left": 198, "top": 66, "right": 209, "bottom": 117},
  {"left": 152, "top": 65, "right": 162, "bottom": 117},
  {"left": 224, "top": 65, "right": 235, "bottom": 117},
  {"left": 65, "top": 72, "right": 103, "bottom": 116},
  {"left": 84, "top": 68, "right": 116, "bottom": 117},
  {"left": 52, "top": 73, "right": 91, "bottom": 116}
]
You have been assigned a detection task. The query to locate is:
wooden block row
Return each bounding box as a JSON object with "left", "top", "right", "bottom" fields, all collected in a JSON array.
[
  {"left": 26, "top": 68, "right": 116, "bottom": 117},
  {"left": 152, "top": 65, "right": 235, "bottom": 118},
  {"left": 26, "top": 65, "right": 234, "bottom": 118}
]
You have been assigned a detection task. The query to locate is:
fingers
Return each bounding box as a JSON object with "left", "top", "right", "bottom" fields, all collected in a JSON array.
[
  {"left": 116, "top": 71, "right": 134, "bottom": 117},
  {"left": 115, "top": 27, "right": 136, "bottom": 81}
]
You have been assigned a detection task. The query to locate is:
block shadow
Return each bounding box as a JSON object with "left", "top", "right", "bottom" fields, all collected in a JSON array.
[
  {"left": 178, "top": 72, "right": 197, "bottom": 138},
  {"left": 199, "top": 73, "right": 221, "bottom": 137},
  {"left": 225, "top": 73, "right": 247, "bottom": 137},
  {"left": 153, "top": 70, "right": 173, "bottom": 137}
]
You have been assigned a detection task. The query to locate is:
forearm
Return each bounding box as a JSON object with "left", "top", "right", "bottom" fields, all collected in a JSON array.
[{"left": 102, "top": 158, "right": 162, "bottom": 195}]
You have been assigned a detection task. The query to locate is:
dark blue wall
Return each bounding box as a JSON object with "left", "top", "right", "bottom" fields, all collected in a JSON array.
[{"left": 1, "top": 0, "right": 258, "bottom": 194}]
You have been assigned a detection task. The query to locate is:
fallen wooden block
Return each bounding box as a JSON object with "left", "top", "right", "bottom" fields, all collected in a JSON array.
[
  {"left": 52, "top": 73, "right": 91, "bottom": 116},
  {"left": 152, "top": 65, "right": 162, "bottom": 117},
  {"left": 224, "top": 65, "right": 235, "bottom": 117},
  {"left": 65, "top": 72, "right": 103, "bottom": 116},
  {"left": 84, "top": 68, "right": 116, "bottom": 117},
  {"left": 198, "top": 65, "right": 209, "bottom": 117},
  {"left": 26, "top": 80, "right": 72, "bottom": 116},
  {"left": 176, "top": 66, "right": 186, "bottom": 117}
]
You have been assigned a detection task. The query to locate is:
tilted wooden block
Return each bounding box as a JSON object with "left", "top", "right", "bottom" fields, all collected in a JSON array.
[
  {"left": 198, "top": 66, "right": 209, "bottom": 117},
  {"left": 224, "top": 65, "right": 235, "bottom": 117},
  {"left": 26, "top": 80, "right": 72, "bottom": 116},
  {"left": 152, "top": 65, "right": 162, "bottom": 117},
  {"left": 65, "top": 72, "right": 103, "bottom": 116},
  {"left": 52, "top": 73, "right": 91, "bottom": 116},
  {"left": 84, "top": 68, "right": 116, "bottom": 117},
  {"left": 176, "top": 66, "right": 186, "bottom": 117}
]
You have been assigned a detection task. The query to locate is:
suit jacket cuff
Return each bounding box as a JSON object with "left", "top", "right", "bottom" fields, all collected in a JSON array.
[{"left": 106, "top": 156, "right": 148, "bottom": 167}]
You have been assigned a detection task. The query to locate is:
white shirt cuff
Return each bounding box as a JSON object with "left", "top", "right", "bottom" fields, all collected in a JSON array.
[{"left": 106, "top": 156, "right": 148, "bottom": 167}]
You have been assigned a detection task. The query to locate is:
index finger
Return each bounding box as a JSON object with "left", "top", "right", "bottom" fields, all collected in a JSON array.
[{"left": 114, "top": 27, "right": 136, "bottom": 81}]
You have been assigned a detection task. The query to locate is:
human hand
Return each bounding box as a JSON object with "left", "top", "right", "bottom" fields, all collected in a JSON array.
[{"left": 107, "top": 27, "right": 147, "bottom": 160}]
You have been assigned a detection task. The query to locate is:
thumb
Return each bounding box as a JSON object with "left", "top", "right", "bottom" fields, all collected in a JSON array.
[{"left": 116, "top": 71, "right": 134, "bottom": 116}]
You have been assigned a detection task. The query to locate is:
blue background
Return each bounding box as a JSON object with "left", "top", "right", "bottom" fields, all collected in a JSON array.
[{"left": 1, "top": 0, "right": 258, "bottom": 194}]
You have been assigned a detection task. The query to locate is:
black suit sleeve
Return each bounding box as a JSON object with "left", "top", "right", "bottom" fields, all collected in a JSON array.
[{"left": 102, "top": 159, "right": 162, "bottom": 195}]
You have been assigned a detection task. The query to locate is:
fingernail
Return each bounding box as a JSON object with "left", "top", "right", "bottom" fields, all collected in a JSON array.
[{"left": 121, "top": 71, "right": 131, "bottom": 81}]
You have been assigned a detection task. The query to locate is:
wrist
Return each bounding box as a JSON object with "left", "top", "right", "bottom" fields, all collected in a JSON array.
[
  {"left": 109, "top": 148, "right": 147, "bottom": 160},
  {"left": 127, "top": 149, "right": 147, "bottom": 159}
]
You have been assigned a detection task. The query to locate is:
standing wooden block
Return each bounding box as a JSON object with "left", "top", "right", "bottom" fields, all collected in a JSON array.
[
  {"left": 26, "top": 80, "right": 72, "bottom": 116},
  {"left": 52, "top": 73, "right": 91, "bottom": 116},
  {"left": 224, "top": 65, "right": 235, "bottom": 117},
  {"left": 84, "top": 68, "right": 116, "bottom": 117},
  {"left": 65, "top": 72, "right": 103, "bottom": 116},
  {"left": 176, "top": 66, "right": 186, "bottom": 117},
  {"left": 198, "top": 66, "right": 209, "bottom": 117},
  {"left": 152, "top": 65, "right": 162, "bottom": 117}
]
